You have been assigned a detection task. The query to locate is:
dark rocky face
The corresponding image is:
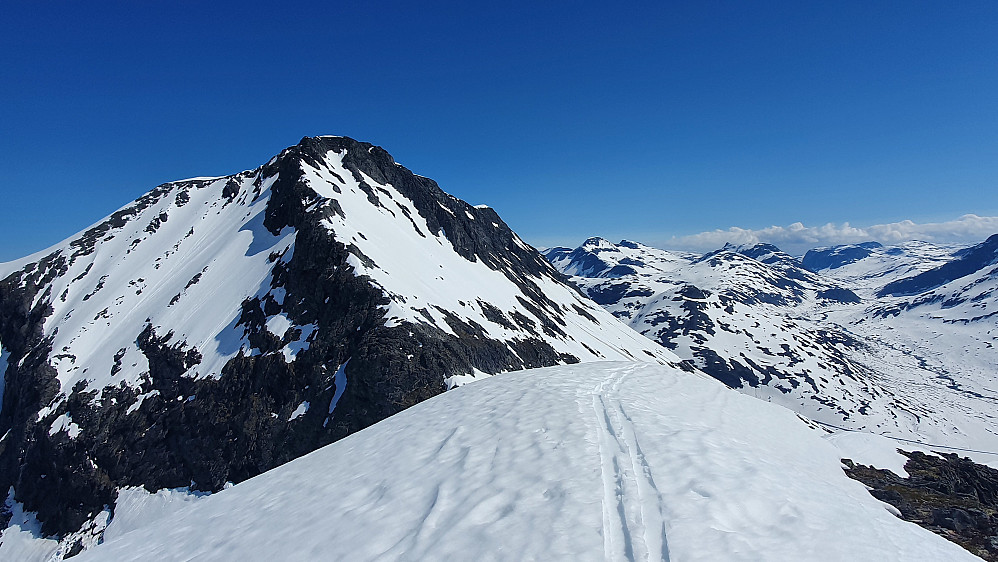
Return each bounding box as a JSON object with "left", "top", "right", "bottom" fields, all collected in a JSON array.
[{"left": 845, "top": 451, "right": 998, "bottom": 561}]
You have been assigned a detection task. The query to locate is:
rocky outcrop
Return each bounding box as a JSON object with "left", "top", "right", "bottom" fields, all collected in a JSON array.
[{"left": 844, "top": 450, "right": 998, "bottom": 560}]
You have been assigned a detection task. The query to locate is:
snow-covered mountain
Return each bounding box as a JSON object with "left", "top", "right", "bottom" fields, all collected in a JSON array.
[
  {"left": 0, "top": 136, "right": 673, "bottom": 550},
  {"left": 802, "top": 240, "right": 962, "bottom": 297},
  {"left": 545, "top": 237, "right": 998, "bottom": 466},
  {"left": 27, "top": 362, "right": 980, "bottom": 561},
  {"left": 544, "top": 238, "right": 871, "bottom": 392},
  {"left": 874, "top": 234, "right": 998, "bottom": 319}
]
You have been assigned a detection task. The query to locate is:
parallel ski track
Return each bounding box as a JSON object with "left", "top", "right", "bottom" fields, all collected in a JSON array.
[{"left": 591, "top": 365, "right": 671, "bottom": 561}]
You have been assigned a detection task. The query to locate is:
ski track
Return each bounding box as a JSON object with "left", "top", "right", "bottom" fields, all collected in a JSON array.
[{"left": 592, "top": 364, "right": 671, "bottom": 562}]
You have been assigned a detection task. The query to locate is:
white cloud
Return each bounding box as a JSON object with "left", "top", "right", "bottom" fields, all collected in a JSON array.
[{"left": 654, "top": 215, "right": 998, "bottom": 255}]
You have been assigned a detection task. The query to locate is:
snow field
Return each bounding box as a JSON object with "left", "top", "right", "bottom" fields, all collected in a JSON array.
[
  {"left": 15, "top": 171, "right": 297, "bottom": 411},
  {"left": 77, "top": 362, "right": 975, "bottom": 561}
]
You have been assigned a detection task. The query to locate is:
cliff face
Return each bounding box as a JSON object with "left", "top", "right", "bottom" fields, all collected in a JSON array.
[{"left": 0, "top": 136, "right": 673, "bottom": 542}]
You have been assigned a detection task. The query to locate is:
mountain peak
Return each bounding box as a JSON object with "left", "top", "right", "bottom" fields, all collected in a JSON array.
[
  {"left": 0, "top": 136, "right": 674, "bottom": 541},
  {"left": 582, "top": 236, "right": 614, "bottom": 248}
]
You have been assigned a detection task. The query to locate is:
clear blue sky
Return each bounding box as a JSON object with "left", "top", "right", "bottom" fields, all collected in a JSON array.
[{"left": 3, "top": 1, "right": 997, "bottom": 260}]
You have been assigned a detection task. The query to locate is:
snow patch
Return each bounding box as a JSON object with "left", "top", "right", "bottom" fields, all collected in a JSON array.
[
  {"left": 445, "top": 368, "right": 494, "bottom": 389},
  {"left": 270, "top": 286, "right": 287, "bottom": 306},
  {"left": 324, "top": 360, "right": 349, "bottom": 425},
  {"left": 0, "top": 487, "right": 59, "bottom": 562},
  {"left": 48, "top": 413, "right": 82, "bottom": 439},
  {"left": 436, "top": 201, "right": 455, "bottom": 216},
  {"left": 282, "top": 323, "right": 317, "bottom": 362},
  {"left": 126, "top": 390, "right": 160, "bottom": 415},
  {"left": 265, "top": 313, "right": 292, "bottom": 339},
  {"left": 35, "top": 405, "right": 54, "bottom": 422},
  {"left": 289, "top": 401, "right": 309, "bottom": 421}
]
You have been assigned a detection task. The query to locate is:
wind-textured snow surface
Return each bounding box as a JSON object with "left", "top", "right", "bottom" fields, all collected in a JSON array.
[{"left": 76, "top": 362, "right": 974, "bottom": 562}]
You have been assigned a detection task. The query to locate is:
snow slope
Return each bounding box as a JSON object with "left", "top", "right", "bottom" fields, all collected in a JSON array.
[
  {"left": 0, "top": 172, "right": 290, "bottom": 400},
  {"left": 75, "top": 362, "right": 974, "bottom": 562}
]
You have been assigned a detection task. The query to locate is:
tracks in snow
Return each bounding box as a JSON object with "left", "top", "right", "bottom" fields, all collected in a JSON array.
[{"left": 591, "top": 365, "right": 671, "bottom": 562}]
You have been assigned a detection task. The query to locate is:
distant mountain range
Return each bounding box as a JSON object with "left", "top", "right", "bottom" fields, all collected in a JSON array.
[{"left": 545, "top": 235, "right": 998, "bottom": 460}]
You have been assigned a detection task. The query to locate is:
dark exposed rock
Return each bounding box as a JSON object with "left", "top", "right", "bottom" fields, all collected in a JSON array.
[
  {"left": 588, "top": 282, "right": 634, "bottom": 306},
  {"left": 844, "top": 450, "right": 998, "bottom": 560},
  {"left": 693, "top": 348, "right": 758, "bottom": 389},
  {"left": 817, "top": 287, "right": 861, "bottom": 303}
]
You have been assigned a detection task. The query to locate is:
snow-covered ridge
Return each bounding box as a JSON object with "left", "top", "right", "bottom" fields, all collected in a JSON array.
[
  {"left": 545, "top": 237, "right": 695, "bottom": 279},
  {"left": 74, "top": 362, "right": 976, "bottom": 561}
]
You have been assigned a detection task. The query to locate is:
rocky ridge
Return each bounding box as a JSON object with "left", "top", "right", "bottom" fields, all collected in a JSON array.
[{"left": 845, "top": 450, "right": 998, "bottom": 561}]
